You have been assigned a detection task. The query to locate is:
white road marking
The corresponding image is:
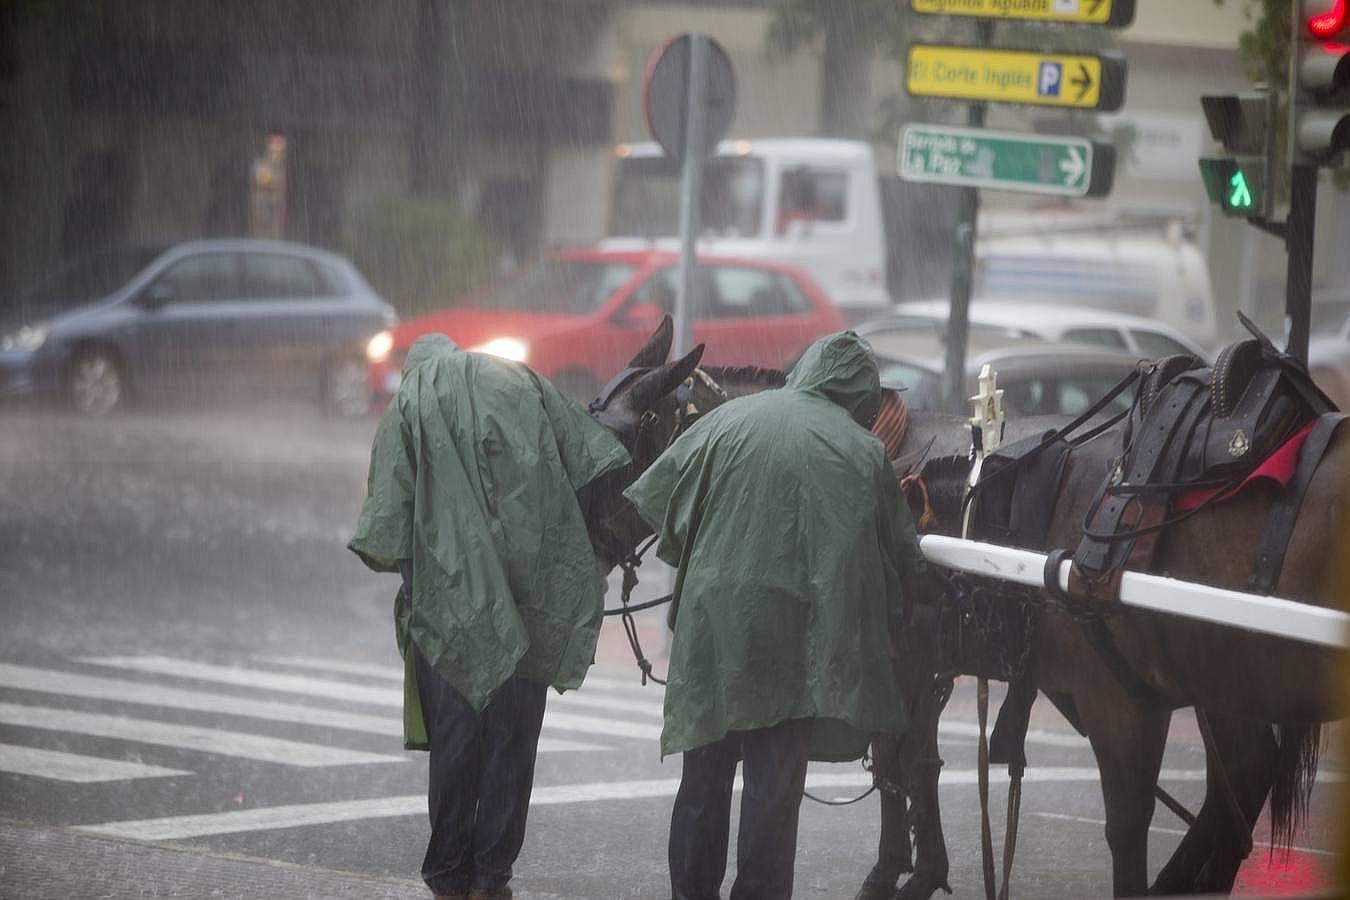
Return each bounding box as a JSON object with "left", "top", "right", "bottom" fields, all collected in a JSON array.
[
  {"left": 0, "top": 702, "right": 403, "bottom": 767},
  {"left": 542, "top": 711, "right": 663, "bottom": 741},
  {"left": 79, "top": 656, "right": 661, "bottom": 741},
  {"left": 547, "top": 691, "right": 663, "bottom": 718},
  {"left": 252, "top": 656, "right": 403, "bottom": 682},
  {"left": 1033, "top": 812, "right": 1340, "bottom": 857},
  {"left": 78, "top": 656, "right": 403, "bottom": 706},
  {"left": 75, "top": 767, "right": 1212, "bottom": 841},
  {"left": 0, "top": 663, "right": 607, "bottom": 753},
  {"left": 0, "top": 663, "right": 402, "bottom": 734},
  {"left": 0, "top": 743, "right": 191, "bottom": 783},
  {"left": 251, "top": 655, "right": 663, "bottom": 703}
]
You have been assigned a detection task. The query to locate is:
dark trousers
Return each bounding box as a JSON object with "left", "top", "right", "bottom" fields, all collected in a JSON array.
[
  {"left": 414, "top": 644, "right": 548, "bottom": 896},
  {"left": 669, "top": 717, "right": 813, "bottom": 900}
]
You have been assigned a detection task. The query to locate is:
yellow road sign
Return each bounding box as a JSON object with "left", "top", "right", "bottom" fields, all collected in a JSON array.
[
  {"left": 906, "top": 45, "right": 1126, "bottom": 111},
  {"left": 911, "top": 0, "right": 1135, "bottom": 27}
]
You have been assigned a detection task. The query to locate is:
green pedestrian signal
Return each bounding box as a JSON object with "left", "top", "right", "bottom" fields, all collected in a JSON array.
[
  {"left": 1198, "top": 158, "right": 1267, "bottom": 217},
  {"left": 1228, "top": 169, "right": 1253, "bottom": 209}
]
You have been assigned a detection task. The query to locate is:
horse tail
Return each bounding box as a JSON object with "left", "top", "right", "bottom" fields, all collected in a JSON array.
[{"left": 1269, "top": 722, "right": 1322, "bottom": 849}]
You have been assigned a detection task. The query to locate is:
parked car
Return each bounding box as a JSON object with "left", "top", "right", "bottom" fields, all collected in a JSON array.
[
  {"left": 860, "top": 299, "right": 1211, "bottom": 362},
  {"left": 367, "top": 248, "right": 848, "bottom": 402},
  {"left": 0, "top": 239, "right": 396, "bottom": 416},
  {"left": 862, "top": 329, "right": 1144, "bottom": 417}
]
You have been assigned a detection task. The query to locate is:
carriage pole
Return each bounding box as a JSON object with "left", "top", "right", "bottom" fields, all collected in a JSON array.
[{"left": 918, "top": 534, "right": 1350, "bottom": 649}]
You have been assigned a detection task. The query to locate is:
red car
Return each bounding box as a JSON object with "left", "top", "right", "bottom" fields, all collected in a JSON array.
[{"left": 367, "top": 248, "right": 848, "bottom": 402}]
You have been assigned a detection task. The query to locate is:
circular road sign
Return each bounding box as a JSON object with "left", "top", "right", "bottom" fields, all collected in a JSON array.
[{"left": 643, "top": 34, "right": 736, "bottom": 163}]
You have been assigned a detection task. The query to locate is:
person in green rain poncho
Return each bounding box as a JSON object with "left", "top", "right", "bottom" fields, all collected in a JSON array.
[
  {"left": 348, "top": 334, "right": 629, "bottom": 900},
  {"left": 624, "top": 331, "right": 925, "bottom": 900}
]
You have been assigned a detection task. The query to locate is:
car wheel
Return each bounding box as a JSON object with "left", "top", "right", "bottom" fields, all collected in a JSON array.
[
  {"left": 323, "top": 356, "right": 372, "bottom": 418},
  {"left": 66, "top": 347, "right": 125, "bottom": 415},
  {"left": 554, "top": 369, "right": 601, "bottom": 405}
]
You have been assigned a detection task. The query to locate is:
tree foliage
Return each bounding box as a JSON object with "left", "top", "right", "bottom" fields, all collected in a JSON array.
[
  {"left": 1213, "top": 0, "right": 1292, "bottom": 88},
  {"left": 342, "top": 195, "right": 497, "bottom": 318}
]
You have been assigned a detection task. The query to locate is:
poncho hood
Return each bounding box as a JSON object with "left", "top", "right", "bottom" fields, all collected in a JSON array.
[
  {"left": 404, "top": 332, "right": 457, "bottom": 370},
  {"left": 786, "top": 331, "right": 881, "bottom": 427}
]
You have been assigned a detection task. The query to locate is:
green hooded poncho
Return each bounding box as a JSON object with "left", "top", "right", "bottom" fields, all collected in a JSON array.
[
  {"left": 624, "top": 331, "right": 924, "bottom": 759},
  {"left": 349, "top": 335, "right": 630, "bottom": 746}
]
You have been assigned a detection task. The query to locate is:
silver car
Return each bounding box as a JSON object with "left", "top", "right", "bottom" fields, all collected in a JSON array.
[{"left": 0, "top": 239, "right": 396, "bottom": 416}]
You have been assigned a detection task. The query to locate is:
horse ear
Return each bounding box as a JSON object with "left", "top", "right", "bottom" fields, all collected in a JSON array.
[
  {"left": 625, "top": 314, "right": 674, "bottom": 368},
  {"left": 627, "top": 343, "right": 706, "bottom": 412}
]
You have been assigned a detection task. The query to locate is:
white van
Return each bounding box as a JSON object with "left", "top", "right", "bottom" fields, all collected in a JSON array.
[
  {"left": 973, "top": 213, "right": 1219, "bottom": 348},
  {"left": 602, "top": 138, "right": 893, "bottom": 318}
]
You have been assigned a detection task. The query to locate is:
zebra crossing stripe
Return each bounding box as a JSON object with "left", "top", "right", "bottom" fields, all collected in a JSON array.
[
  {"left": 0, "top": 664, "right": 606, "bottom": 753},
  {"left": 0, "top": 663, "right": 402, "bottom": 734},
  {"left": 253, "top": 656, "right": 666, "bottom": 718},
  {"left": 252, "top": 655, "right": 659, "bottom": 699},
  {"left": 80, "top": 656, "right": 662, "bottom": 740},
  {"left": 0, "top": 743, "right": 191, "bottom": 783},
  {"left": 0, "top": 702, "right": 403, "bottom": 767},
  {"left": 78, "top": 656, "right": 403, "bottom": 706},
  {"left": 252, "top": 656, "right": 403, "bottom": 682},
  {"left": 74, "top": 767, "right": 1219, "bottom": 841}
]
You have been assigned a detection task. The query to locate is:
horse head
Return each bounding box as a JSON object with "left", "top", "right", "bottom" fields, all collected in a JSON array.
[{"left": 580, "top": 314, "right": 705, "bottom": 572}]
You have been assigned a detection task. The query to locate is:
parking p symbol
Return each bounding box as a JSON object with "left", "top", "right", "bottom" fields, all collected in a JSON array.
[{"left": 1038, "top": 62, "right": 1062, "bottom": 97}]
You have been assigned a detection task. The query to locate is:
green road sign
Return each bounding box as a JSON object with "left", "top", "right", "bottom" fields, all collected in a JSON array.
[
  {"left": 899, "top": 124, "right": 1115, "bottom": 197},
  {"left": 906, "top": 45, "right": 1127, "bottom": 111},
  {"left": 911, "top": 0, "right": 1135, "bottom": 28}
]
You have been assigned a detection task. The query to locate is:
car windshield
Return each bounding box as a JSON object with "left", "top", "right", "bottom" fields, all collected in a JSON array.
[
  {"left": 610, "top": 155, "right": 765, "bottom": 239},
  {"left": 473, "top": 259, "right": 638, "bottom": 315},
  {"left": 19, "top": 246, "right": 166, "bottom": 306}
]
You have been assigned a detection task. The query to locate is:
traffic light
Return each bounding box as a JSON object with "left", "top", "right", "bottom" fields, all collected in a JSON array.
[
  {"left": 1198, "top": 89, "right": 1276, "bottom": 218},
  {"left": 1292, "top": 0, "right": 1350, "bottom": 165}
]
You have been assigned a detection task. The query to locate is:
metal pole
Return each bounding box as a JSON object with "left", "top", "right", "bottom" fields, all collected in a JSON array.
[
  {"left": 1284, "top": 163, "right": 1316, "bottom": 363},
  {"left": 941, "top": 20, "right": 991, "bottom": 413},
  {"left": 674, "top": 34, "right": 709, "bottom": 360}
]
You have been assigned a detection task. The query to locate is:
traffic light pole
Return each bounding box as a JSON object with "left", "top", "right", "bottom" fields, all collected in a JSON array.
[{"left": 1284, "top": 162, "right": 1317, "bottom": 363}]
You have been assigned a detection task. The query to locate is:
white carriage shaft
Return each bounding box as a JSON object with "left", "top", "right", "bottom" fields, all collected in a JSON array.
[{"left": 919, "top": 534, "right": 1350, "bottom": 650}]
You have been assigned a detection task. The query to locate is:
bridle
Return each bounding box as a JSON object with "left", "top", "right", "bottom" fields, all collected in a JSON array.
[{"left": 585, "top": 365, "right": 727, "bottom": 684}]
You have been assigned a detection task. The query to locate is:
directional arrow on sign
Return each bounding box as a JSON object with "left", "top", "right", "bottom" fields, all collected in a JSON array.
[
  {"left": 1071, "top": 64, "right": 1094, "bottom": 102},
  {"left": 1058, "top": 146, "right": 1087, "bottom": 188}
]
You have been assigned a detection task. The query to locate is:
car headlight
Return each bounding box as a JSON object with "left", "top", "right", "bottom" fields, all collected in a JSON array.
[
  {"left": 366, "top": 329, "right": 395, "bottom": 364},
  {"left": 469, "top": 337, "right": 529, "bottom": 363},
  {"left": 0, "top": 322, "right": 50, "bottom": 353}
]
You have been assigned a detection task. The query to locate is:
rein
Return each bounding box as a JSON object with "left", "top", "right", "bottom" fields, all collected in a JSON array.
[
  {"left": 591, "top": 368, "right": 733, "bottom": 685},
  {"left": 605, "top": 534, "right": 669, "bottom": 686}
]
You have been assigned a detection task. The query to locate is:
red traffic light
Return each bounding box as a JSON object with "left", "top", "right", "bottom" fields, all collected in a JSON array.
[{"left": 1308, "top": 0, "right": 1348, "bottom": 39}]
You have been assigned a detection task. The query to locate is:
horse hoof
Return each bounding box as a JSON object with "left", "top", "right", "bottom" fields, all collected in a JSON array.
[
  {"left": 852, "top": 867, "right": 899, "bottom": 900},
  {"left": 895, "top": 874, "right": 951, "bottom": 900}
]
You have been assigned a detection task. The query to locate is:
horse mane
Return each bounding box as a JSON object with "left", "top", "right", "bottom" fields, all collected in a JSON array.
[{"left": 917, "top": 454, "right": 971, "bottom": 532}]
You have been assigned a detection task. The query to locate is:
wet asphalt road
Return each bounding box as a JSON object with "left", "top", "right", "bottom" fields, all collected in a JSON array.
[{"left": 0, "top": 403, "right": 1341, "bottom": 899}]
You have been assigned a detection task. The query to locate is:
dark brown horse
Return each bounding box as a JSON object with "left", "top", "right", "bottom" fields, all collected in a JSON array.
[{"left": 581, "top": 319, "right": 1342, "bottom": 898}]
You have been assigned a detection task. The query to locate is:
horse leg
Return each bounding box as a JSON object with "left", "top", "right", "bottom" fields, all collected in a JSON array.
[
  {"left": 855, "top": 731, "right": 914, "bottom": 900},
  {"left": 1080, "top": 696, "right": 1171, "bottom": 897},
  {"left": 894, "top": 672, "right": 955, "bottom": 900},
  {"left": 1151, "top": 712, "right": 1275, "bottom": 895}
]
